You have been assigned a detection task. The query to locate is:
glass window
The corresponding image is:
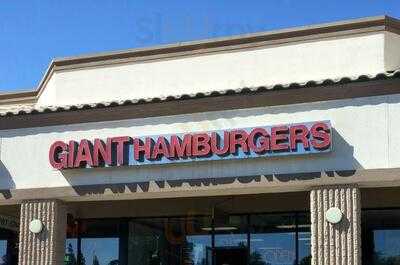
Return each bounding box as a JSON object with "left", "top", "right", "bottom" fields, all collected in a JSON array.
[
  {"left": 65, "top": 219, "right": 78, "bottom": 265},
  {"left": 297, "top": 213, "right": 311, "bottom": 265},
  {"left": 214, "top": 215, "right": 248, "bottom": 247},
  {"left": 128, "top": 218, "right": 170, "bottom": 265},
  {"left": 185, "top": 216, "right": 213, "bottom": 265},
  {"left": 128, "top": 216, "right": 212, "bottom": 265},
  {"left": 64, "top": 239, "right": 78, "bottom": 265},
  {"left": 250, "top": 214, "right": 296, "bottom": 265},
  {"left": 65, "top": 212, "right": 310, "bottom": 265},
  {"left": 363, "top": 209, "right": 400, "bottom": 265},
  {"left": 0, "top": 229, "right": 18, "bottom": 265},
  {"left": 0, "top": 240, "right": 8, "bottom": 265},
  {"left": 79, "top": 220, "right": 121, "bottom": 265},
  {"left": 214, "top": 215, "right": 248, "bottom": 265}
]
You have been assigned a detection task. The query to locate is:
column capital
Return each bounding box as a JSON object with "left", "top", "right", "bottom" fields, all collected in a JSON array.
[{"left": 310, "top": 183, "right": 359, "bottom": 190}]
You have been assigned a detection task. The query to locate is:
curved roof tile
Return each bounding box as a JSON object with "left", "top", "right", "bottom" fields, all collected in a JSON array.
[{"left": 1, "top": 70, "right": 400, "bottom": 117}]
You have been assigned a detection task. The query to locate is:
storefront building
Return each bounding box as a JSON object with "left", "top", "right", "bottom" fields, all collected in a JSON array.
[{"left": 0, "top": 15, "right": 400, "bottom": 265}]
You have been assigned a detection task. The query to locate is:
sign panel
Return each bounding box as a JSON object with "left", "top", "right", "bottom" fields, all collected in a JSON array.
[{"left": 49, "top": 121, "right": 332, "bottom": 169}]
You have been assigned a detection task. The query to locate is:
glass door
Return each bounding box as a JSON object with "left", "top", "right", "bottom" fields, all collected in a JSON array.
[
  {"left": 0, "top": 228, "right": 18, "bottom": 265},
  {"left": 214, "top": 215, "right": 248, "bottom": 265},
  {"left": 127, "top": 217, "right": 212, "bottom": 265},
  {"left": 363, "top": 209, "right": 400, "bottom": 265}
]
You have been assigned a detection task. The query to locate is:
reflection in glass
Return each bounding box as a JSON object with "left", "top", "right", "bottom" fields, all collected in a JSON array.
[
  {"left": 128, "top": 218, "right": 167, "bottom": 265},
  {"left": 373, "top": 230, "right": 400, "bottom": 263},
  {"left": 128, "top": 217, "right": 212, "bottom": 265},
  {"left": 250, "top": 214, "right": 296, "bottom": 265},
  {"left": 214, "top": 215, "right": 248, "bottom": 265},
  {"left": 81, "top": 238, "right": 119, "bottom": 265},
  {"left": 64, "top": 238, "right": 78, "bottom": 265},
  {"left": 298, "top": 232, "right": 311, "bottom": 265},
  {"left": 0, "top": 228, "right": 18, "bottom": 265},
  {"left": 186, "top": 216, "right": 212, "bottom": 265},
  {"left": 0, "top": 240, "right": 7, "bottom": 265},
  {"left": 297, "top": 213, "right": 311, "bottom": 265},
  {"left": 64, "top": 212, "right": 311, "bottom": 265},
  {"left": 363, "top": 209, "right": 400, "bottom": 265},
  {"left": 79, "top": 220, "right": 121, "bottom": 265},
  {"left": 214, "top": 215, "right": 248, "bottom": 247}
]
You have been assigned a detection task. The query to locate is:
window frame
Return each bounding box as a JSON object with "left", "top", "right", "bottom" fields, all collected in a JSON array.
[{"left": 67, "top": 211, "right": 310, "bottom": 265}]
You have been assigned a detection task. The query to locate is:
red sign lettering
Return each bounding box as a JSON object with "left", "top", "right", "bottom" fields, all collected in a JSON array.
[{"left": 49, "top": 121, "right": 332, "bottom": 169}]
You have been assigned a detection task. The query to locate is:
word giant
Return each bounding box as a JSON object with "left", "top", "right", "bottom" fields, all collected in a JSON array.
[{"left": 49, "top": 121, "right": 331, "bottom": 169}]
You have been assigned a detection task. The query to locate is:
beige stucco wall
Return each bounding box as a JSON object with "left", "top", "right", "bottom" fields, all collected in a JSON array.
[
  {"left": 385, "top": 32, "right": 400, "bottom": 71},
  {"left": 1, "top": 92, "right": 400, "bottom": 203},
  {"left": 36, "top": 31, "right": 397, "bottom": 107}
]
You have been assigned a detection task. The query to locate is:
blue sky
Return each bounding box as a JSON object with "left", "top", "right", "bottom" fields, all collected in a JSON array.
[{"left": 0, "top": 0, "right": 399, "bottom": 92}]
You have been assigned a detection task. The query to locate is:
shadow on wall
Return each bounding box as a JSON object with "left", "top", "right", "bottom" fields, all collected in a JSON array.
[
  {"left": 60, "top": 128, "right": 362, "bottom": 197},
  {"left": 0, "top": 161, "right": 15, "bottom": 199},
  {"left": 67, "top": 169, "right": 359, "bottom": 197}
]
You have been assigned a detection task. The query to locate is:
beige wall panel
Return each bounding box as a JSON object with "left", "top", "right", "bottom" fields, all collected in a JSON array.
[{"left": 37, "top": 33, "right": 388, "bottom": 107}]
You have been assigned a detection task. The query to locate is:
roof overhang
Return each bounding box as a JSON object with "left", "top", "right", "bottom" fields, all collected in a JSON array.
[{"left": 1, "top": 73, "right": 399, "bottom": 130}]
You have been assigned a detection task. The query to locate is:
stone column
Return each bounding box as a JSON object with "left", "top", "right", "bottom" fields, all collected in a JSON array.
[
  {"left": 18, "top": 200, "right": 67, "bottom": 265},
  {"left": 310, "top": 185, "right": 361, "bottom": 265}
]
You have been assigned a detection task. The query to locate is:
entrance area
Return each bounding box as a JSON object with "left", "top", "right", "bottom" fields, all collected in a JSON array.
[
  {"left": 2, "top": 190, "right": 400, "bottom": 264},
  {"left": 64, "top": 193, "right": 311, "bottom": 265},
  {"left": 64, "top": 212, "right": 311, "bottom": 265}
]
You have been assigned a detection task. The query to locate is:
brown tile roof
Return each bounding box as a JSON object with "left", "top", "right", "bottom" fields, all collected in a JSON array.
[{"left": 1, "top": 70, "right": 399, "bottom": 117}]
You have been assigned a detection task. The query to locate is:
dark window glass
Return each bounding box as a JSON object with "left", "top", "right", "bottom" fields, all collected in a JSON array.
[
  {"left": 65, "top": 218, "right": 78, "bottom": 265},
  {"left": 79, "top": 220, "right": 121, "bottom": 265},
  {"left": 81, "top": 238, "right": 119, "bottom": 265},
  {"left": 297, "top": 213, "right": 311, "bottom": 265},
  {"left": 128, "top": 216, "right": 212, "bottom": 265},
  {"left": 250, "top": 214, "right": 296, "bottom": 265},
  {"left": 0, "top": 229, "right": 18, "bottom": 265},
  {"left": 65, "top": 212, "right": 310, "bottom": 265},
  {"left": 64, "top": 239, "right": 78, "bottom": 265},
  {"left": 0, "top": 240, "right": 8, "bottom": 265},
  {"left": 185, "top": 216, "right": 213, "bottom": 265},
  {"left": 363, "top": 209, "right": 400, "bottom": 265},
  {"left": 214, "top": 215, "right": 248, "bottom": 247},
  {"left": 214, "top": 215, "right": 248, "bottom": 265}
]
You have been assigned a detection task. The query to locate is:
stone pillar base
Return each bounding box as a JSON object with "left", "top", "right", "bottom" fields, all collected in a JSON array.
[
  {"left": 18, "top": 200, "right": 67, "bottom": 265},
  {"left": 310, "top": 185, "right": 361, "bottom": 265}
]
